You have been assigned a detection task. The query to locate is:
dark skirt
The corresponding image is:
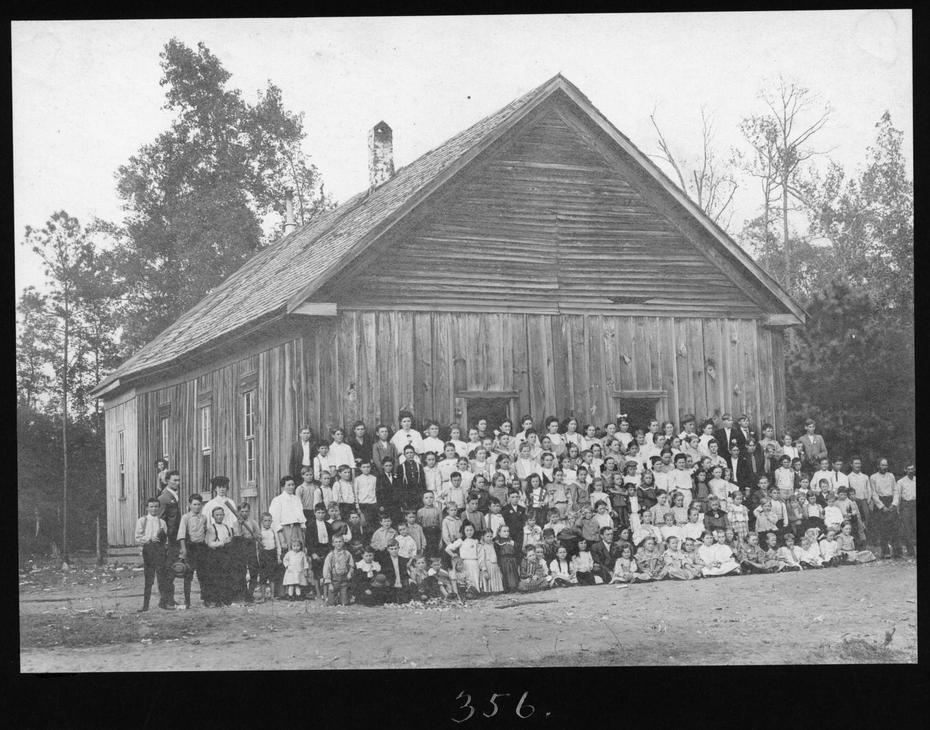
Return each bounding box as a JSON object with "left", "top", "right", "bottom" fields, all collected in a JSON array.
[{"left": 499, "top": 554, "right": 520, "bottom": 592}]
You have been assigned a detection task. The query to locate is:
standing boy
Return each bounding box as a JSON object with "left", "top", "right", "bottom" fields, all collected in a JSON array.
[
  {"left": 177, "top": 493, "right": 209, "bottom": 608},
  {"left": 135, "top": 497, "right": 170, "bottom": 611}
]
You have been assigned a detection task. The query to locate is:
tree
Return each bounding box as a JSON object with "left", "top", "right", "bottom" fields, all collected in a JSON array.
[
  {"left": 24, "top": 211, "right": 93, "bottom": 566},
  {"left": 738, "top": 77, "right": 831, "bottom": 291},
  {"left": 16, "top": 287, "right": 56, "bottom": 412},
  {"left": 787, "top": 279, "right": 913, "bottom": 472},
  {"left": 650, "top": 105, "right": 738, "bottom": 230},
  {"left": 110, "top": 39, "right": 331, "bottom": 352},
  {"left": 804, "top": 111, "right": 913, "bottom": 316}
]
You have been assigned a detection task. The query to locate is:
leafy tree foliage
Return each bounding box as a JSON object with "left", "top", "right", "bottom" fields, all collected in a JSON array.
[
  {"left": 110, "top": 39, "right": 331, "bottom": 352},
  {"left": 786, "top": 280, "right": 913, "bottom": 472}
]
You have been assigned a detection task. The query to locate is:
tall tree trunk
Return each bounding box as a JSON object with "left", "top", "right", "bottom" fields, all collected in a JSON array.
[
  {"left": 782, "top": 183, "right": 791, "bottom": 291},
  {"left": 62, "top": 294, "right": 70, "bottom": 567}
]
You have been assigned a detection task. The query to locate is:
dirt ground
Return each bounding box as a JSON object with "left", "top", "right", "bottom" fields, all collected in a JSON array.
[{"left": 19, "top": 557, "right": 917, "bottom": 671}]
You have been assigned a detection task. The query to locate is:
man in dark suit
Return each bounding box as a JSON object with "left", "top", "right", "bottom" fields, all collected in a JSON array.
[
  {"left": 304, "top": 505, "right": 332, "bottom": 597},
  {"left": 735, "top": 415, "right": 754, "bottom": 449},
  {"left": 378, "top": 540, "right": 410, "bottom": 603},
  {"left": 501, "top": 490, "right": 527, "bottom": 553},
  {"left": 590, "top": 526, "right": 623, "bottom": 583},
  {"left": 740, "top": 439, "right": 766, "bottom": 489},
  {"left": 726, "top": 444, "right": 752, "bottom": 490},
  {"left": 376, "top": 457, "right": 403, "bottom": 519},
  {"left": 156, "top": 470, "right": 183, "bottom": 608},
  {"left": 714, "top": 414, "right": 737, "bottom": 455},
  {"left": 288, "top": 426, "right": 317, "bottom": 483},
  {"left": 349, "top": 420, "right": 374, "bottom": 468},
  {"left": 398, "top": 445, "right": 426, "bottom": 514}
]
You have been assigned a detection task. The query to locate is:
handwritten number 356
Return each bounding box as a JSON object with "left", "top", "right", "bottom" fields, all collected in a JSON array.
[{"left": 452, "top": 691, "right": 536, "bottom": 722}]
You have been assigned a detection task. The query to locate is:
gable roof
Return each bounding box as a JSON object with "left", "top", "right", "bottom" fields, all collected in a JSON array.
[{"left": 93, "top": 74, "right": 804, "bottom": 398}]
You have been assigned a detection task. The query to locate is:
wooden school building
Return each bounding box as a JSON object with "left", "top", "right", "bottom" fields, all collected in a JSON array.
[{"left": 91, "top": 75, "right": 805, "bottom": 547}]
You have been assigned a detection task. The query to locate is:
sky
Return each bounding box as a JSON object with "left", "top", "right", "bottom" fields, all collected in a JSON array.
[{"left": 12, "top": 11, "right": 913, "bottom": 297}]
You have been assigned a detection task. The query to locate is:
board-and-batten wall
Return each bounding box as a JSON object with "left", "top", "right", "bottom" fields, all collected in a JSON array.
[
  {"left": 308, "top": 311, "right": 786, "bottom": 437},
  {"left": 124, "top": 311, "right": 785, "bottom": 542},
  {"left": 105, "top": 389, "right": 139, "bottom": 546}
]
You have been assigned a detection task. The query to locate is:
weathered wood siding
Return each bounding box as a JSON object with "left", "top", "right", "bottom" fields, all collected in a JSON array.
[
  {"left": 111, "top": 312, "right": 786, "bottom": 545},
  {"left": 132, "top": 342, "right": 304, "bottom": 536},
  {"left": 301, "top": 311, "right": 784, "bottom": 433},
  {"left": 314, "top": 106, "right": 766, "bottom": 318},
  {"left": 104, "top": 389, "right": 138, "bottom": 546}
]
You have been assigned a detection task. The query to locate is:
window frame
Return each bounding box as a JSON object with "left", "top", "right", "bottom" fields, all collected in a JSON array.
[
  {"left": 243, "top": 390, "right": 256, "bottom": 484},
  {"left": 118, "top": 430, "right": 126, "bottom": 501}
]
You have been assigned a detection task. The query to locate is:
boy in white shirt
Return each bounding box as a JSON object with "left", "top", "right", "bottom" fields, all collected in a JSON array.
[
  {"left": 514, "top": 442, "right": 541, "bottom": 481},
  {"left": 394, "top": 523, "right": 419, "bottom": 560},
  {"left": 811, "top": 458, "right": 835, "bottom": 496},
  {"left": 313, "top": 442, "right": 336, "bottom": 481}
]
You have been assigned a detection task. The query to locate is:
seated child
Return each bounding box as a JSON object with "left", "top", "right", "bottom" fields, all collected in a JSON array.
[
  {"left": 662, "top": 536, "right": 693, "bottom": 580},
  {"left": 571, "top": 538, "right": 596, "bottom": 585},
  {"left": 517, "top": 544, "right": 552, "bottom": 592},
  {"left": 680, "top": 537, "right": 703, "bottom": 579},
  {"left": 819, "top": 529, "right": 841, "bottom": 567},
  {"left": 697, "top": 530, "right": 741, "bottom": 577},
  {"left": 738, "top": 532, "right": 779, "bottom": 574},
  {"left": 775, "top": 533, "right": 803, "bottom": 571},
  {"left": 636, "top": 536, "right": 666, "bottom": 580},
  {"left": 611, "top": 544, "right": 648, "bottom": 583},
  {"left": 427, "top": 557, "right": 459, "bottom": 602},
  {"left": 836, "top": 522, "right": 875, "bottom": 563},
  {"left": 548, "top": 545, "right": 577, "bottom": 587},
  {"left": 797, "top": 531, "right": 824, "bottom": 568},
  {"left": 761, "top": 532, "right": 784, "bottom": 572},
  {"left": 680, "top": 508, "right": 705, "bottom": 543},
  {"left": 407, "top": 555, "right": 436, "bottom": 602}
]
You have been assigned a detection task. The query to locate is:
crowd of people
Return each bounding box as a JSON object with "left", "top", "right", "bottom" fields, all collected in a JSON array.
[{"left": 136, "top": 411, "right": 916, "bottom": 611}]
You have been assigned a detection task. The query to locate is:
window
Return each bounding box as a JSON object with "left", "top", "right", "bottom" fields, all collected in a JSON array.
[
  {"left": 118, "top": 430, "right": 126, "bottom": 500},
  {"left": 200, "top": 406, "right": 212, "bottom": 454},
  {"left": 244, "top": 390, "right": 255, "bottom": 483},
  {"left": 160, "top": 416, "right": 170, "bottom": 461}
]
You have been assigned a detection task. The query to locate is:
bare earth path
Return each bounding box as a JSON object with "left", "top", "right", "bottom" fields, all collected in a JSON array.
[{"left": 20, "top": 559, "right": 916, "bottom": 671}]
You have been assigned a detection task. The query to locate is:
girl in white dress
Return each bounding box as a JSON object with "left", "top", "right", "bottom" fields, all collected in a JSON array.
[
  {"left": 698, "top": 420, "right": 717, "bottom": 458},
  {"left": 615, "top": 418, "right": 634, "bottom": 449},
  {"left": 446, "top": 522, "right": 481, "bottom": 590},
  {"left": 476, "top": 530, "right": 504, "bottom": 593},
  {"left": 282, "top": 540, "right": 311, "bottom": 600},
  {"left": 544, "top": 417, "right": 566, "bottom": 458},
  {"left": 562, "top": 418, "right": 583, "bottom": 451}
]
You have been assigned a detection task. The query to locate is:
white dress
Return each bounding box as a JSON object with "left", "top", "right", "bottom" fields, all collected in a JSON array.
[
  {"left": 697, "top": 543, "right": 739, "bottom": 576},
  {"left": 449, "top": 537, "right": 480, "bottom": 588},
  {"left": 282, "top": 549, "right": 311, "bottom": 586}
]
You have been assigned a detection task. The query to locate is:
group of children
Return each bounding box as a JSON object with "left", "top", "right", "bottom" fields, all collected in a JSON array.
[{"left": 141, "top": 412, "right": 912, "bottom": 610}]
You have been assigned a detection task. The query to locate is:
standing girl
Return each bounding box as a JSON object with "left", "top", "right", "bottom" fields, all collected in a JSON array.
[
  {"left": 476, "top": 530, "right": 504, "bottom": 593},
  {"left": 562, "top": 418, "right": 583, "bottom": 451},
  {"left": 495, "top": 525, "right": 520, "bottom": 592},
  {"left": 525, "top": 473, "right": 548, "bottom": 523},
  {"left": 544, "top": 416, "right": 566, "bottom": 457},
  {"left": 282, "top": 540, "right": 311, "bottom": 601},
  {"left": 446, "top": 522, "right": 480, "bottom": 591}
]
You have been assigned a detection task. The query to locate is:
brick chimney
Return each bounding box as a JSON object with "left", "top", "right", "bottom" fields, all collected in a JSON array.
[
  {"left": 368, "top": 121, "right": 394, "bottom": 188},
  {"left": 283, "top": 188, "right": 296, "bottom": 235}
]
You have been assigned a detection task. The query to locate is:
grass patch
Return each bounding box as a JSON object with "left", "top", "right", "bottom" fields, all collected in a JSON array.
[{"left": 21, "top": 612, "right": 195, "bottom": 649}]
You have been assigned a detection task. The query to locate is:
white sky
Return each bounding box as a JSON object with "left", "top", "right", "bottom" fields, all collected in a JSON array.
[{"left": 12, "top": 11, "right": 912, "bottom": 297}]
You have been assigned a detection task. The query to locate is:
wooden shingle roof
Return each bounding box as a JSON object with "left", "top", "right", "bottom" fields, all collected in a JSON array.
[{"left": 93, "top": 74, "right": 804, "bottom": 397}]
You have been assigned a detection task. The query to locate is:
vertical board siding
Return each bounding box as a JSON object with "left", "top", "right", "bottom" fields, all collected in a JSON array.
[
  {"left": 110, "top": 312, "right": 788, "bottom": 545},
  {"left": 105, "top": 396, "right": 138, "bottom": 546}
]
